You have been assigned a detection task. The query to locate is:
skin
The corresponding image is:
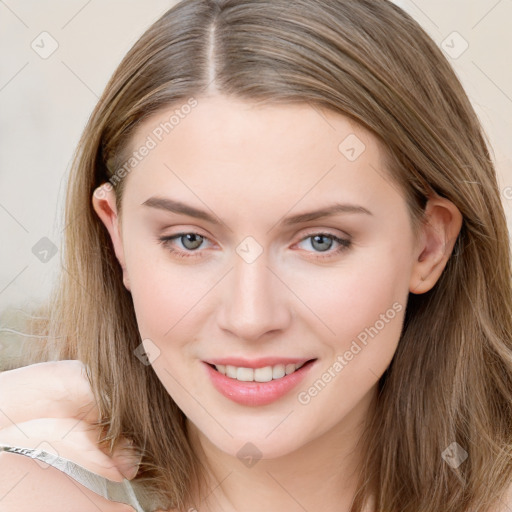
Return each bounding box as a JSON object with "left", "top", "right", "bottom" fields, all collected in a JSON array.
[{"left": 92, "top": 94, "right": 462, "bottom": 512}]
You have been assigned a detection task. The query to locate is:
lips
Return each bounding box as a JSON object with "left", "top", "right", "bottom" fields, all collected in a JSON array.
[
  {"left": 203, "top": 358, "right": 318, "bottom": 406},
  {"left": 204, "top": 356, "right": 314, "bottom": 369}
]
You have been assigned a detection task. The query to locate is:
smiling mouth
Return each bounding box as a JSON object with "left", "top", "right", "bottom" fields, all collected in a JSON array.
[{"left": 206, "top": 359, "right": 317, "bottom": 383}]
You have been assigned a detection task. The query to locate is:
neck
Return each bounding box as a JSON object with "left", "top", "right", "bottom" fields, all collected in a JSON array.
[{"left": 185, "top": 386, "right": 378, "bottom": 512}]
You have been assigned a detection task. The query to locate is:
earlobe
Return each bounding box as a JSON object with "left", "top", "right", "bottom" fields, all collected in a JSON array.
[
  {"left": 92, "top": 183, "right": 131, "bottom": 291},
  {"left": 409, "top": 195, "right": 463, "bottom": 294}
]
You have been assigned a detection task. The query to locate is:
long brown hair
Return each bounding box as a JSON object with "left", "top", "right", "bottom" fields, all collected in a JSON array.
[{"left": 3, "top": 1, "right": 512, "bottom": 510}]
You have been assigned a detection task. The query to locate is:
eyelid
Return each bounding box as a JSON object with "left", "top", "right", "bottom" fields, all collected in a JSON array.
[
  {"left": 159, "top": 226, "right": 350, "bottom": 248},
  {"left": 159, "top": 226, "right": 214, "bottom": 243},
  {"left": 158, "top": 227, "right": 353, "bottom": 263},
  {"left": 160, "top": 231, "right": 215, "bottom": 250},
  {"left": 293, "top": 230, "right": 352, "bottom": 259},
  {"left": 297, "top": 227, "right": 352, "bottom": 241}
]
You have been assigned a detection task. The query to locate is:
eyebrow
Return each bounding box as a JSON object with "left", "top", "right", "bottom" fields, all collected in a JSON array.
[{"left": 141, "top": 196, "right": 372, "bottom": 226}]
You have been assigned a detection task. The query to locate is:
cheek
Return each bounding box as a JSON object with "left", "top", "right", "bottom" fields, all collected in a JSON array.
[
  {"left": 293, "top": 247, "right": 410, "bottom": 415},
  {"left": 121, "top": 229, "right": 215, "bottom": 338},
  {"left": 129, "top": 268, "right": 210, "bottom": 342},
  {"left": 340, "top": 248, "right": 411, "bottom": 379},
  {"left": 287, "top": 241, "right": 411, "bottom": 345},
  {"left": 126, "top": 246, "right": 222, "bottom": 342}
]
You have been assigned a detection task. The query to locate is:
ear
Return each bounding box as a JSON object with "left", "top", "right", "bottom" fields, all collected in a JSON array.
[
  {"left": 92, "top": 183, "right": 131, "bottom": 291},
  {"left": 409, "top": 194, "right": 463, "bottom": 294}
]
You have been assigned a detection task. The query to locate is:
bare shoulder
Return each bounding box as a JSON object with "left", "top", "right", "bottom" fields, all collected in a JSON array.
[{"left": 0, "top": 451, "right": 135, "bottom": 512}]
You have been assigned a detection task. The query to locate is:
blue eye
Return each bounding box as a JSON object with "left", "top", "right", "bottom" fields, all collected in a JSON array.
[
  {"left": 157, "top": 231, "right": 351, "bottom": 260},
  {"left": 158, "top": 233, "right": 209, "bottom": 259},
  {"left": 296, "top": 233, "right": 351, "bottom": 260}
]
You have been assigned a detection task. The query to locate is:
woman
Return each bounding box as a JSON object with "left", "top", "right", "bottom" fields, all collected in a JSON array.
[{"left": 1, "top": 0, "right": 511, "bottom": 511}]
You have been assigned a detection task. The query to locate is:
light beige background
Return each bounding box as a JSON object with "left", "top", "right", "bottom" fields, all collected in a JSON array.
[{"left": 0, "top": 0, "right": 511, "bottom": 312}]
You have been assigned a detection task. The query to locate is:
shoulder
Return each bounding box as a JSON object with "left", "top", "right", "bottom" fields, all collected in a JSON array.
[{"left": 0, "top": 451, "right": 135, "bottom": 512}]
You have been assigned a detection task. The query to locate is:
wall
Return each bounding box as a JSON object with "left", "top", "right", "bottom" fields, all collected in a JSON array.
[{"left": 0, "top": 0, "right": 511, "bottom": 312}]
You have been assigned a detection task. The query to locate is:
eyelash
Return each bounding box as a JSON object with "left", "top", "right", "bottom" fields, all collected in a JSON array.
[{"left": 157, "top": 231, "right": 352, "bottom": 261}]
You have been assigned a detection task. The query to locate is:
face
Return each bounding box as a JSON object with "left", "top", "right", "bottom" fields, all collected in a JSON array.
[{"left": 93, "top": 94, "right": 460, "bottom": 461}]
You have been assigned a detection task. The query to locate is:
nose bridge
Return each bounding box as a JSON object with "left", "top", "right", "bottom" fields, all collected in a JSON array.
[{"left": 217, "top": 246, "right": 290, "bottom": 340}]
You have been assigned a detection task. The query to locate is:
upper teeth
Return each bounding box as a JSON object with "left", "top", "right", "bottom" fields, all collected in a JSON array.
[{"left": 215, "top": 363, "right": 305, "bottom": 382}]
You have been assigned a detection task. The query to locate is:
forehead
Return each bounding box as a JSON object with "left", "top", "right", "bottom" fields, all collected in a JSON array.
[{"left": 120, "top": 95, "right": 399, "bottom": 214}]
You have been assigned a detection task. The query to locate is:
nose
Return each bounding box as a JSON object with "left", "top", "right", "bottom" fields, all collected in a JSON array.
[{"left": 216, "top": 250, "right": 291, "bottom": 342}]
